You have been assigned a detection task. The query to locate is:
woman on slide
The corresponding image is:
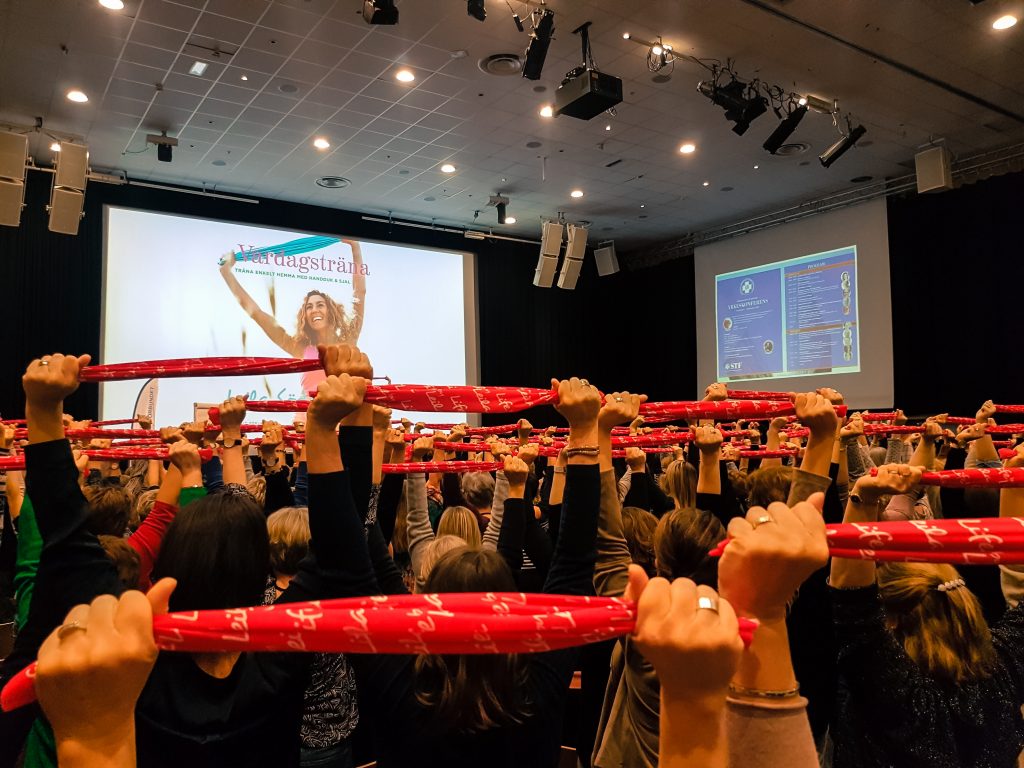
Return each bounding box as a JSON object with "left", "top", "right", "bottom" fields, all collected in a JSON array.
[{"left": 219, "top": 239, "right": 366, "bottom": 392}]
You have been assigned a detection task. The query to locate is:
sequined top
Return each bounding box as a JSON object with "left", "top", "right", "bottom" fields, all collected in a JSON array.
[{"left": 831, "top": 584, "right": 1024, "bottom": 768}]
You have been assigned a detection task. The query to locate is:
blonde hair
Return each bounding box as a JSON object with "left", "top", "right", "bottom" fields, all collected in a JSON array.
[
  {"left": 266, "top": 506, "right": 310, "bottom": 575},
  {"left": 661, "top": 459, "right": 697, "bottom": 510},
  {"left": 878, "top": 562, "right": 997, "bottom": 684},
  {"left": 132, "top": 488, "right": 159, "bottom": 531},
  {"left": 416, "top": 535, "right": 468, "bottom": 590},
  {"left": 294, "top": 290, "right": 352, "bottom": 346},
  {"left": 246, "top": 475, "right": 267, "bottom": 506},
  {"left": 437, "top": 506, "right": 482, "bottom": 548}
]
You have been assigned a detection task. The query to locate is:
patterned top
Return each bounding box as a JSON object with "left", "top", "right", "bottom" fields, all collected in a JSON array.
[{"left": 262, "top": 578, "right": 358, "bottom": 748}]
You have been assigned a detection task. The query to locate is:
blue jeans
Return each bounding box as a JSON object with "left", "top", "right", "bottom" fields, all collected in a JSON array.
[{"left": 300, "top": 739, "right": 354, "bottom": 768}]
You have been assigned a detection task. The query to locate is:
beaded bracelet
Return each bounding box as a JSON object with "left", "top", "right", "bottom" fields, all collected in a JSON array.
[{"left": 564, "top": 446, "right": 600, "bottom": 457}]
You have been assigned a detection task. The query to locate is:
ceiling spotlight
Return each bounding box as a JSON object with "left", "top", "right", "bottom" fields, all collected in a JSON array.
[
  {"left": 241, "top": 74, "right": 248, "bottom": 81},
  {"left": 313, "top": 137, "right": 330, "bottom": 150},
  {"left": 570, "top": 189, "right": 584, "bottom": 199},
  {"left": 395, "top": 69, "right": 415, "bottom": 83},
  {"left": 605, "top": 124, "right": 611, "bottom": 131},
  {"left": 468, "top": 0, "right": 485, "bottom": 21},
  {"left": 522, "top": 8, "right": 555, "bottom": 80},
  {"left": 622, "top": 32, "right": 631, "bottom": 40},
  {"left": 753, "top": 164, "right": 759, "bottom": 169},
  {"left": 651, "top": 44, "right": 664, "bottom": 55},
  {"left": 539, "top": 104, "right": 554, "bottom": 117},
  {"left": 702, "top": 181, "right": 710, "bottom": 187},
  {"left": 496, "top": 202, "right": 507, "bottom": 223},
  {"left": 798, "top": 96, "right": 808, "bottom": 106},
  {"left": 994, "top": 14, "right": 1018, "bottom": 29},
  {"left": 820, "top": 123, "right": 867, "bottom": 168},
  {"left": 505, "top": 216, "right": 517, "bottom": 224},
  {"left": 362, "top": 0, "right": 398, "bottom": 24},
  {"left": 763, "top": 103, "right": 808, "bottom": 154},
  {"left": 50, "top": 142, "right": 61, "bottom": 152},
  {"left": 66, "top": 90, "right": 89, "bottom": 103},
  {"left": 146, "top": 131, "right": 177, "bottom": 162},
  {"left": 679, "top": 142, "right": 696, "bottom": 154},
  {"left": 98, "top": 0, "right": 124, "bottom": 8},
  {"left": 189, "top": 61, "right": 208, "bottom": 76},
  {"left": 440, "top": 163, "right": 456, "bottom": 173}
]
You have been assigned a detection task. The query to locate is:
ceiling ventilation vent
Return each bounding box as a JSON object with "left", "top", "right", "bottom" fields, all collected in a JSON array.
[
  {"left": 478, "top": 53, "right": 523, "bottom": 76},
  {"left": 315, "top": 176, "right": 351, "bottom": 189},
  {"left": 775, "top": 142, "right": 809, "bottom": 156}
]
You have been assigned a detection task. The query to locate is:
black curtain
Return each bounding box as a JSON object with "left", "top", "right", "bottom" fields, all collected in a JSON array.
[
  {"left": 0, "top": 171, "right": 698, "bottom": 421},
  {"left": 887, "top": 171, "right": 1024, "bottom": 417}
]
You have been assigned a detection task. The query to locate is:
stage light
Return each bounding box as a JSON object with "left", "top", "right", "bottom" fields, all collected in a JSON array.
[
  {"left": 241, "top": 75, "right": 249, "bottom": 81},
  {"left": 313, "top": 137, "right": 330, "bottom": 150},
  {"left": 522, "top": 8, "right": 555, "bottom": 80},
  {"left": 440, "top": 163, "right": 456, "bottom": 173},
  {"left": 622, "top": 32, "right": 631, "bottom": 40},
  {"left": 189, "top": 61, "right": 208, "bottom": 76},
  {"left": 146, "top": 132, "right": 178, "bottom": 163},
  {"left": 570, "top": 189, "right": 584, "bottom": 198},
  {"left": 994, "top": 14, "right": 1017, "bottom": 29},
  {"left": 66, "top": 90, "right": 89, "bottom": 103},
  {"left": 798, "top": 96, "right": 808, "bottom": 106},
  {"left": 679, "top": 143, "right": 696, "bottom": 154},
  {"left": 395, "top": 69, "right": 415, "bottom": 83},
  {"left": 763, "top": 104, "right": 807, "bottom": 154},
  {"left": 820, "top": 124, "right": 867, "bottom": 168},
  {"left": 539, "top": 104, "right": 553, "bottom": 117},
  {"left": 698, "top": 78, "right": 767, "bottom": 136},
  {"left": 651, "top": 44, "right": 663, "bottom": 55},
  {"left": 50, "top": 142, "right": 61, "bottom": 152},
  {"left": 362, "top": 0, "right": 398, "bottom": 24},
  {"left": 468, "top": 0, "right": 485, "bottom": 21},
  {"left": 702, "top": 181, "right": 710, "bottom": 187},
  {"left": 504, "top": 216, "right": 516, "bottom": 224},
  {"left": 496, "top": 202, "right": 507, "bottom": 224}
]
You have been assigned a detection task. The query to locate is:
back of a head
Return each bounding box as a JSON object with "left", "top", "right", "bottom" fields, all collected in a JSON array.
[
  {"left": 267, "top": 506, "right": 310, "bottom": 576},
  {"left": 869, "top": 445, "right": 887, "bottom": 467},
  {"left": 84, "top": 484, "right": 132, "bottom": 537},
  {"left": 416, "top": 547, "right": 528, "bottom": 732},
  {"left": 132, "top": 488, "right": 159, "bottom": 532},
  {"left": 99, "top": 535, "right": 141, "bottom": 590},
  {"left": 461, "top": 471, "right": 495, "bottom": 511},
  {"left": 746, "top": 466, "right": 795, "bottom": 508},
  {"left": 621, "top": 506, "right": 658, "bottom": 577},
  {"left": 416, "top": 535, "right": 468, "bottom": 592},
  {"left": 878, "top": 562, "right": 996, "bottom": 684},
  {"left": 246, "top": 475, "right": 267, "bottom": 506},
  {"left": 653, "top": 507, "right": 725, "bottom": 587},
  {"left": 437, "top": 506, "right": 482, "bottom": 548},
  {"left": 153, "top": 491, "right": 269, "bottom": 612},
  {"left": 661, "top": 460, "right": 697, "bottom": 510}
]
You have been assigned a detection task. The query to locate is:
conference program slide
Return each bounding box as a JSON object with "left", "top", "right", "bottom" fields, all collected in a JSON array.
[
  {"left": 716, "top": 245, "right": 860, "bottom": 381},
  {"left": 102, "top": 207, "right": 475, "bottom": 426}
]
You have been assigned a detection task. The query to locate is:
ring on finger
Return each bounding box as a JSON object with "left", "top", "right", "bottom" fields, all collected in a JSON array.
[
  {"left": 696, "top": 596, "right": 720, "bottom": 613},
  {"left": 57, "top": 619, "right": 86, "bottom": 640},
  {"left": 752, "top": 514, "right": 774, "bottom": 529}
]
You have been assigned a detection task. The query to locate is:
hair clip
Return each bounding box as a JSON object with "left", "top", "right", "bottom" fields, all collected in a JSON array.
[{"left": 936, "top": 578, "right": 966, "bottom": 593}]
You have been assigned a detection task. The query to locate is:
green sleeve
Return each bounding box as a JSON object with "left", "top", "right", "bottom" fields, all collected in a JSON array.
[
  {"left": 13, "top": 496, "right": 42, "bottom": 630},
  {"left": 179, "top": 485, "right": 207, "bottom": 507}
]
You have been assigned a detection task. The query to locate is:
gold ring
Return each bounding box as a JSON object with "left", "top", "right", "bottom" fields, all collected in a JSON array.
[
  {"left": 57, "top": 619, "right": 86, "bottom": 640},
  {"left": 752, "top": 515, "right": 774, "bottom": 529}
]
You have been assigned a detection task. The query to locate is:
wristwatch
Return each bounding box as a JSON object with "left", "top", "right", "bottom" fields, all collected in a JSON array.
[{"left": 221, "top": 437, "right": 242, "bottom": 449}]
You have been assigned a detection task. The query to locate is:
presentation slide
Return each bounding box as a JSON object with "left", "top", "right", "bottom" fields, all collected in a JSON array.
[
  {"left": 101, "top": 207, "right": 477, "bottom": 426},
  {"left": 716, "top": 246, "right": 859, "bottom": 381},
  {"left": 694, "top": 199, "right": 893, "bottom": 408}
]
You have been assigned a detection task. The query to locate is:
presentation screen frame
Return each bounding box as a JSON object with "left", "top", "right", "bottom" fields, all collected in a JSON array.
[{"left": 99, "top": 204, "right": 480, "bottom": 424}]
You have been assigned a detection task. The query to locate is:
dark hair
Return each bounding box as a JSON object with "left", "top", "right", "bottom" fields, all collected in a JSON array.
[
  {"left": 84, "top": 484, "right": 132, "bottom": 537},
  {"left": 653, "top": 507, "right": 725, "bottom": 587},
  {"left": 746, "top": 466, "right": 794, "bottom": 508},
  {"left": 415, "top": 549, "right": 530, "bottom": 732},
  {"left": 153, "top": 492, "right": 269, "bottom": 612},
  {"left": 621, "top": 506, "right": 658, "bottom": 577},
  {"left": 99, "top": 535, "right": 141, "bottom": 590}
]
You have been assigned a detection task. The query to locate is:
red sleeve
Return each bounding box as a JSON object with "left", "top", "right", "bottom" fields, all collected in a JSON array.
[{"left": 128, "top": 500, "right": 177, "bottom": 591}]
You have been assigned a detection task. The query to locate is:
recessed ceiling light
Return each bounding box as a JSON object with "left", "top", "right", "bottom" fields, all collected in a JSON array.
[
  {"left": 50, "top": 142, "right": 61, "bottom": 152},
  {"left": 395, "top": 69, "right": 415, "bottom": 83},
  {"left": 622, "top": 32, "right": 631, "bottom": 40},
  {"left": 994, "top": 14, "right": 1018, "bottom": 29},
  {"left": 440, "top": 163, "right": 456, "bottom": 173},
  {"left": 570, "top": 189, "right": 584, "bottom": 198},
  {"left": 313, "top": 137, "right": 330, "bottom": 150},
  {"left": 753, "top": 164, "right": 759, "bottom": 169},
  {"left": 98, "top": 0, "right": 124, "bottom": 9},
  {"left": 539, "top": 105, "right": 554, "bottom": 118},
  {"left": 605, "top": 124, "right": 611, "bottom": 131},
  {"left": 679, "top": 142, "right": 696, "bottom": 154},
  {"left": 504, "top": 216, "right": 517, "bottom": 224},
  {"left": 189, "top": 61, "right": 208, "bottom": 76},
  {"left": 702, "top": 181, "right": 710, "bottom": 187},
  {"left": 639, "top": 203, "right": 645, "bottom": 208},
  {"left": 66, "top": 90, "right": 89, "bottom": 103},
  {"left": 240, "top": 74, "right": 248, "bottom": 81}
]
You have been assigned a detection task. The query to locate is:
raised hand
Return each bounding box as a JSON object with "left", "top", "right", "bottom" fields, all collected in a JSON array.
[
  {"left": 259, "top": 422, "right": 284, "bottom": 460},
  {"left": 503, "top": 454, "right": 530, "bottom": 488},
  {"left": 852, "top": 463, "right": 924, "bottom": 505},
  {"left": 793, "top": 391, "right": 838, "bottom": 439},
  {"left": 308, "top": 374, "right": 367, "bottom": 427},
  {"left": 719, "top": 495, "right": 830, "bottom": 621},
  {"left": 721, "top": 443, "right": 742, "bottom": 462},
  {"left": 160, "top": 426, "right": 184, "bottom": 444},
  {"left": 816, "top": 387, "right": 844, "bottom": 405},
  {"left": 631, "top": 572, "right": 744, "bottom": 699},
  {"left": 318, "top": 343, "right": 373, "bottom": 380},
  {"left": 411, "top": 435, "right": 435, "bottom": 462},
  {"left": 517, "top": 442, "right": 539, "bottom": 466},
  {"left": 168, "top": 440, "right": 202, "bottom": 475},
  {"left": 517, "top": 418, "right": 533, "bottom": 444},
  {"left": 626, "top": 446, "right": 647, "bottom": 472},
  {"left": 217, "top": 396, "right": 247, "bottom": 433},
  {"left": 693, "top": 424, "right": 724, "bottom": 454},
  {"left": 921, "top": 419, "right": 943, "bottom": 444},
  {"left": 704, "top": 382, "right": 729, "bottom": 402},
  {"left": 956, "top": 422, "right": 988, "bottom": 445},
  {"left": 552, "top": 377, "right": 602, "bottom": 427},
  {"left": 372, "top": 405, "right": 392, "bottom": 432},
  {"left": 598, "top": 391, "right": 647, "bottom": 431},
  {"left": 23, "top": 353, "right": 91, "bottom": 406},
  {"left": 977, "top": 399, "right": 997, "bottom": 423}
]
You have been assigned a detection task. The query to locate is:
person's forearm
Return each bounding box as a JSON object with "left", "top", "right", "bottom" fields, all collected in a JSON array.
[
  {"left": 6, "top": 473, "right": 24, "bottom": 519},
  {"left": 372, "top": 427, "right": 385, "bottom": 484},
  {"left": 697, "top": 451, "right": 722, "bottom": 495},
  {"left": 730, "top": 618, "right": 796, "bottom": 694},
  {"left": 26, "top": 400, "right": 65, "bottom": 444},
  {"left": 307, "top": 424, "right": 344, "bottom": 474},
  {"left": 972, "top": 435, "right": 1000, "bottom": 463},
  {"left": 56, "top": 726, "right": 138, "bottom": 768},
  {"left": 910, "top": 439, "right": 936, "bottom": 469},
  {"left": 800, "top": 428, "right": 834, "bottom": 479},
  {"left": 829, "top": 498, "right": 879, "bottom": 587},
  {"left": 220, "top": 446, "right": 246, "bottom": 486},
  {"left": 835, "top": 435, "right": 850, "bottom": 487},
  {"left": 761, "top": 426, "right": 783, "bottom": 468},
  {"left": 1001, "top": 486, "right": 1024, "bottom": 520},
  {"left": 659, "top": 695, "right": 727, "bottom": 768},
  {"left": 155, "top": 465, "right": 184, "bottom": 506}
]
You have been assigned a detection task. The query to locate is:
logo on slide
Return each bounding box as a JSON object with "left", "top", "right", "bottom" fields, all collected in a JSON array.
[
  {"left": 740, "top": 279, "right": 755, "bottom": 295},
  {"left": 722, "top": 317, "right": 733, "bottom": 332}
]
